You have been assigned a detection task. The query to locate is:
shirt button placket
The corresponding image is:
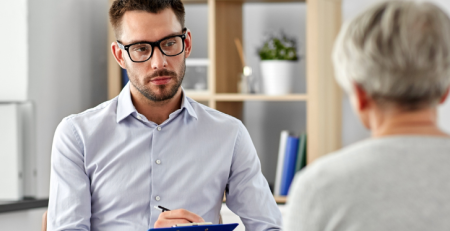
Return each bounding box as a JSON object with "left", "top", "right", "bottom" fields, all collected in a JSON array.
[{"left": 154, "top": 126, "right": 162, "bottom": 207}]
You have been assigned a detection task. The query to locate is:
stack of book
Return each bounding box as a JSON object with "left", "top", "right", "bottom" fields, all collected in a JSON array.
[{"left": 274, "top": 130, "right": 307, "bottom": 196}]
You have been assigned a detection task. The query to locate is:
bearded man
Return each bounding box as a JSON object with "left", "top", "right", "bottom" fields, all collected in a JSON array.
[{"left": 47, "top": 0, "right": 282, "bottom": 230}]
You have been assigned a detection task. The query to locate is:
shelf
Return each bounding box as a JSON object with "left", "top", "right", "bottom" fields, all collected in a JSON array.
[
  {"left": 0, "top": 198, "right": 48, "bottom": 214},
  {"left": 273, "top": 196, "right": 287, "bottom": 204},
  {"left": 184, "top": 91, "right": 212, "bottom": 101}
]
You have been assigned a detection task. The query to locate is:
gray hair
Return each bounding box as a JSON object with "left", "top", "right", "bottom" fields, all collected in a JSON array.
[{"left": 333, "top": 1, "right": 450, "bottom": 110}]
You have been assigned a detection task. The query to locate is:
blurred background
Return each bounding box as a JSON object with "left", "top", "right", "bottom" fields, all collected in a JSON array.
[{"left": 1, "top": 0, "right": 450, "bottom": 230}]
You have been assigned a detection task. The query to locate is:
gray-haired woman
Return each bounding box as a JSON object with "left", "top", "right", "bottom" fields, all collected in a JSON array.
[{"left": 285, "top": 1, "right": 450, "bottom": 230}]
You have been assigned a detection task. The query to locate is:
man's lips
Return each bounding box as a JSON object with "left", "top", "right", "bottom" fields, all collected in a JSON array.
[{"left": 150, "top": 76, "right": 172, "bottom": 85}]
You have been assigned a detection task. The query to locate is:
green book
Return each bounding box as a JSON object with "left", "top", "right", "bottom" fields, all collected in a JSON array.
[{"left": 294, "top": 133, "right": 307, "bottom": 172}]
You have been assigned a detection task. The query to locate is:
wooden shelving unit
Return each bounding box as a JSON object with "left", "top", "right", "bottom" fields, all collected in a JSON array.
[{"left": 107, "top": 0, "right": 343, "bottom": 203}]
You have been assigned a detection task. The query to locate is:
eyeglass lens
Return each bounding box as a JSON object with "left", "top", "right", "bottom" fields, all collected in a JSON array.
[{"left": 128, "top": 36, "right": 184, "bottom": 62}]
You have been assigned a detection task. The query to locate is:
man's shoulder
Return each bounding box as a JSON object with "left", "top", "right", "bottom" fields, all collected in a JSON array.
[{"left": 63, "top": 97, "right": 118, "bottom": 126}]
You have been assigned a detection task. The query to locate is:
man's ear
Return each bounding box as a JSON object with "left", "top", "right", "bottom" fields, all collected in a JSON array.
[
  {"left": 111, "top": 42, "right": 127, "bottom": 69},
  {"left": 352, "top": 82, "right": 370, "bottom": 111},
  {"left": 439, "top": 87, "right": 450, "bottom": 104},
  {"left": 184, "top": 29, "right": 192, "bottom": 58}
]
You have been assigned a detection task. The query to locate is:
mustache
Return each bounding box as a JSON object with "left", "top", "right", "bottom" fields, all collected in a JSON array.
[{"left": 148, "top": 69, "right": 177, "bottom": 79}]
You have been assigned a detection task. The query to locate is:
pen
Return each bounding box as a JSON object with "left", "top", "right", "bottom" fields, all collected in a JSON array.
[{"left": 154, "top": 205, "right": 171, "bottom": 212}]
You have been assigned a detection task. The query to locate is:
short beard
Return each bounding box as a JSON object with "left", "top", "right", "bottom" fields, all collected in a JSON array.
[{"left": 128, "top": 60, "right": 186, "bottom": 102}]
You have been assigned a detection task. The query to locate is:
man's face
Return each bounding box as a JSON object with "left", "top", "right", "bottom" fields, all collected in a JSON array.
[{"left": 116, "top": 9, "right": 191, "bottom": 102}]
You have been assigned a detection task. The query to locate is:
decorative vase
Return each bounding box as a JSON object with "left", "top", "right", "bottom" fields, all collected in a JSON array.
[{"left": 260, "top": 60, "right": 297, "bottom": 95}]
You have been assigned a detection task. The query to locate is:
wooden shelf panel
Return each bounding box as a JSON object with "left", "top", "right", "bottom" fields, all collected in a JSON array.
[
  {"left": 215, "top": 93, "right": 307, "bottom": 101},
  {"left": 184, "top": 91, "right": 213, "bottom": 101},
  {"left": 274, "top": 196, "right": 287, "bottom": 204}
]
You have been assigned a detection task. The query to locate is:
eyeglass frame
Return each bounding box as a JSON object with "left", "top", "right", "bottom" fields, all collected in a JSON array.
[{"left": 117, "top": 28, "right": 187, "bottom": 63}]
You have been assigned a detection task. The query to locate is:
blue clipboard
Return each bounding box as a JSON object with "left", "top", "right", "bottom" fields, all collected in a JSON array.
[{"left": 148, "top": 223, "right": 238, "bottom": 231}]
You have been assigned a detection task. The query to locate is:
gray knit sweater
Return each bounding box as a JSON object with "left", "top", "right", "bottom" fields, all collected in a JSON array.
[{"left": 284, "top": 136, "right": 450, "bottom": 231}]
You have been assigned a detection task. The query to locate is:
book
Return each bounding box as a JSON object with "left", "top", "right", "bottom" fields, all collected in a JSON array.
[
  {"left": 295, "top": 133, "right": 307, "bottom": 173},
  {"left": 280, "top": 136, "right": 300, "bottom": 196},
  {"left": 21, "top": 102, "right": 37, "bottom": 198},
  {"left": 0, "top": 103, "right": 24, "bottom": 200},
  {"left": 274, "top": 130, "right": 290, "bottom": 196}
]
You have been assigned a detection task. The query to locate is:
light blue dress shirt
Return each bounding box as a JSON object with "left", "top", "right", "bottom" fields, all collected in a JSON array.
[{"left": 48, "top": 83, "right": 282, "bottom": 231}]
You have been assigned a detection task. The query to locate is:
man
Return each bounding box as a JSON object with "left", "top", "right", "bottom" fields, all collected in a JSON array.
[
  {"left": 285, "top": 1, "right": 450, "bottom": 231},
  {"left": 47, "top": 0, "right": 282, "bottom": 230}
]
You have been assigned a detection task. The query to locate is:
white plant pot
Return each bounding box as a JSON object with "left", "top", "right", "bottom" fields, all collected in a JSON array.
[{"left": 260, "top": 60, "right": 297, "bottom": 95}]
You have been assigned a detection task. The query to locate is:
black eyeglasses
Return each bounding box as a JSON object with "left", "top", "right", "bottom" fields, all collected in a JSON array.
[{"left": 117, "top": 28, "right": 187, "bottom": 63}]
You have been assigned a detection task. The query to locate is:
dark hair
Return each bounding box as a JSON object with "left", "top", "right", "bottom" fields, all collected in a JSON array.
[{"left": 109, "top": 0, "right": 185, "bottom": 38}]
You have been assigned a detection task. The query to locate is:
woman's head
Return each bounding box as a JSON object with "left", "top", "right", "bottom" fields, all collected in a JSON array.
[{"left": 333, "top": 1, "right": 450, "bottom": 111}]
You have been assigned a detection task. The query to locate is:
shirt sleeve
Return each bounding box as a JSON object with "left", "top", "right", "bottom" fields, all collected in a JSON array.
[
  {"left": 225, "top": 122, "right": 282, "bottom": 231},
  {"left": 47, "top": 118, "right": 91, "bottom": 231}
]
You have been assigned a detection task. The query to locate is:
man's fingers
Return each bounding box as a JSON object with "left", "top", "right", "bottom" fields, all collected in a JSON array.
[
  {"left": 154, "top": 209, "right": 205, "bottom": 228},
  {"left": 154, "top": 218, "right": 191, "bottom": 228},
  {"left": 159, "top": 209, "right": 205, "bottom": 223}
]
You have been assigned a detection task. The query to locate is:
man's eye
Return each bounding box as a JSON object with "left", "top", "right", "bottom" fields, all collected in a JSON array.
[
  {"left": 163, "top": 41, "right": 176, "bottom": 47},
  {"left": 133, "top": 46, "right": 148, "bottom": 52}
]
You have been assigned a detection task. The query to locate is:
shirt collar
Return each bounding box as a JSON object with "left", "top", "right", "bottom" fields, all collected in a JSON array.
[
  {"left": 179, "top": 88, "right": 198, "bottom": 120},
  {"left": 116, "top": 83, "right": 198, "bottom": 123}
]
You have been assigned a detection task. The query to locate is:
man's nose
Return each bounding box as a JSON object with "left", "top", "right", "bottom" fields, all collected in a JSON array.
[{"left": 150, "top": 47, "right": 167, "bottom": 69}]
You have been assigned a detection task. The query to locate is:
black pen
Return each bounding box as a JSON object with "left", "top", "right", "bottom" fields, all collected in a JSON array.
[{"left": 154, "top": 205, "right": 171, "bottom": 212}]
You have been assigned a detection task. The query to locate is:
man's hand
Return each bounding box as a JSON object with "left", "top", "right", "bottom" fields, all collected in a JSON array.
[{"left": 154, "top": 209, "right": 205, "bottom": 228}]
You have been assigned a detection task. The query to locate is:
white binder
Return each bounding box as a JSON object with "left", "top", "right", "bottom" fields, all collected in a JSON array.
[{"left": 0, "top": 102, "right": 36, "bottom": 200}]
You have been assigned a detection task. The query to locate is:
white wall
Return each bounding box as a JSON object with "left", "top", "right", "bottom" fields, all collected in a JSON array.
[
  {"left": 185, "top": 4, "right": 208, "bottom": 59},
  {"left": 0, "top": 0, "right": 28, "bottom": 101},
  {"left": 341, "top": 0, "right": 450, "bottom": 146},
  {"left": 28, "top": 0, "right": 108, "bottom": 199},
  {"left": 0, "top": 0, "right": 108, "bottom": 229}
]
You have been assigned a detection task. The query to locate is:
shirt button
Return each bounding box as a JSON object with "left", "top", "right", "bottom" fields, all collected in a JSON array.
[
  {"left": 155, "top": 196, "right": 161, "bottom": 201},
  {"left": 157, "top": 127, "right": 162, "bottom": 131},
  {"left": 138, "top": 115, "right": 143, "bottom": 120},
  {"left": 156, "top": 160, "right": 161, "bottom": 164}
]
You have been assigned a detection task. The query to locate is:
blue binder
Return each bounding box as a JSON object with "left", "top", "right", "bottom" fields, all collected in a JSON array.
[
  {"left": 280, "top": 136, "right": 300, "bottom": 196},
  {"left": 149, "top": 223, "right": 238, "bottom": 231}
]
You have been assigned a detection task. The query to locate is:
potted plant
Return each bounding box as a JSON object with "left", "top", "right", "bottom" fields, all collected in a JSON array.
[{"left": 258, "top": 33, "right": 299, "bottom": 95}]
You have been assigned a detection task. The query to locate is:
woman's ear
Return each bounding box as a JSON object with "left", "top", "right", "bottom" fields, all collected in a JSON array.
[
  {"left": 349, "top": 82, "right": 372, "bottom": 129},
  {"left": 439, "top": 87, "right": 450, "bottom": 104},
  {"left": 352, "top": 82, "right": 370, "bottom": 111}
]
